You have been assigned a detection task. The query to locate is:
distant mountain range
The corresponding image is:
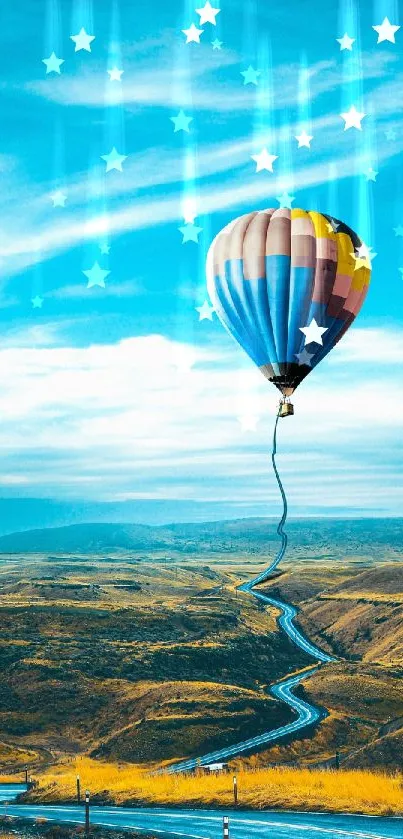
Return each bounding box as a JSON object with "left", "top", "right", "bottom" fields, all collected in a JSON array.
[
  {"left": 0, "top": 498, "right": 397, "bottom": 537},
  {"left": 0, "top": 498, "right": 251, "bottom": 535},
  {"left": 0, "top": 517, "right": 401, "bottom": 557}
]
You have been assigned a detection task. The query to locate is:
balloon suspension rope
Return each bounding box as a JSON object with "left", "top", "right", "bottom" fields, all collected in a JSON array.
[
  {"left": 247, "top": 407, "right": 288, "bottom": 589},
  {"left": 271, "top": 410, "right": 288, "bottom": 570}
]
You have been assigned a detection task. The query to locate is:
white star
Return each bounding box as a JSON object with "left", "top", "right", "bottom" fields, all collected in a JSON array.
[
  {"left": 295, "top": 348, "right": 314, "bottom": 367},
  {"left": 299, "top": 318, "right": 328, "bottom": 346},
  {"left": 251, "top": 148, "right": 278, "bottom": 173},
  {"left": 340, "top": 105, "right": 366, "bottom": 131},
  {"left": 365, "top": 167, "right": 378, "bottom": 182},
  {"left": 336, "top": 33, "right": 355, "bottom": 50},
  {"left": 182, "top": 23, "right": 204, "bottom": 43},
  {"left": 196, "top": 301, "right": 215, "bottom": 321},
  {"left": 295, "top": 130, "right": 313, "bottom": 149},
  {"left": 195, "top": 2, "right": 220, "bottom": 25},
  {"left": 70, "top": 27, "right": 95, "bottom": 52},
  {"left": 373, "top": 17, "right": 400, "bottom": 44},
  {"left": 353, "top": 243, "right": 377, "bottom": 265},
  {"left": 237, "top": 414, "right": 259, "bottom": 432},
  {"left": 51, "top": 190, "right": 67, "bottom": 207},
  {"left": 107, "top": 67, "right": 124, "bottom": 81}
]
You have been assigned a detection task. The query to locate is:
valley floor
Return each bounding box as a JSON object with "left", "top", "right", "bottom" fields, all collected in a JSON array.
[{"left": 0, "top": 551, "right": 402, "bottom": 791}]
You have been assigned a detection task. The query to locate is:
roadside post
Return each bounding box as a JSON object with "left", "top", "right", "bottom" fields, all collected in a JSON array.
[
  {"left": 77, "top": 775, "right": 81, "bottom": 804},
  {"left": 223, "top": 816, "right": 230, "bottom": 838},
  {"left": 233, "top": 775, "right": 238, "bottom": 806},
  {"left": 335, "top": 751, "right": 340, "bottom": 769},
  {"left": 85, "top": 790, "right": 90, "bottom": 835},
  {"left": 24, "top": 769, "right": 28, "bottom": 785}
]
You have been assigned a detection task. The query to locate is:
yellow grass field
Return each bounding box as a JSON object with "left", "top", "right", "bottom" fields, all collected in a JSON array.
[{"left": 27, "top": 757, "right": 403, "bottom": 816}]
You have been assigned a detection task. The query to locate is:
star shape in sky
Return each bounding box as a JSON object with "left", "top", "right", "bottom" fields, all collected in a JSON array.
[
  {"left": 51, "top": 190, "right": 67, "bottom": 207},
  {"left": 365, "top": 167, "right": 378, "bottom": 182},
  {"left": 299, "top": 318, "right": 328, "bottom": 346},
  {"left": 182, "top": 23, "right": 204, "bottom": 43},
  {"left": 83, "top": 262, "right": 110, "bottom": 289},
  {"left": 70, "top": 27, "right": 95, "bottom": 52},
  {"left": 196, "top": 2, "right": 220, "bottom": 24},
  {"left": 276, "top": 191, "right": 295, "bottom": 208},
  {"left": 353, "top": 243, "right": 377, "bottom": 266},
  {"left": 101, "top": 147, "right": 127, "bottom": 172},
  {"left": 42, "top": 52, "right": 64, "bottom": 74},
  {"left": 237, "top": 414, "right": 259, "bottom": 432},
  {"left": 212, "top": 38, "right": 222, "bottom": 49},
  {"left": 241, "top": 65, "right": 261, "bottom": 85},
  {"left": 99, "top": 242, "right": 111, "bottom": 254},
  {"left": 385, "top": 128, "right": 396, "bottom": 141},
  {"left": 170, "top": 110, "right": 193, "bottom": 133},
  {"left": 295, "top": 130, "right": 313, "bottom": 148},
  {"left": 31, "top": 296, "right": 44, "bottom": 309},
  {"left": 178, "top": 222, "right": 203, "bottom": 243},
  {"left": 393, "top": 225, "right": 403, "bottom": 237},
  {"left": 373, "top": 17, "right": 400, "bottom": 43},
  {"left": 295, "top": 348, "right": 314, "bottom": 367},
  {"left": 107, "top": 67, "right": 124, "bottom": 81},
  {"left": 340, "top": 105, "right": 366, "bottom": 131},
  {"left": 326, "top": 219, "right": 340, "bottom": 233},
  {"left": 196, "top": 301, "right": 215, "bottom": 321},
  {"left": 251, "top": 148, "right": 278, "bottom": 173},
  {"left": 336, "top": 33, "right": 355, "bottom": 50}
]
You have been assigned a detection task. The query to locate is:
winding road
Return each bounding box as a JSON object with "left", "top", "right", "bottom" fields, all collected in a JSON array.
[
  {"left": 166, "top": 413, "right": 337, "bottom": 773},
  {"left": 166, "top": 576, "right": 336, "bottom": 774}
]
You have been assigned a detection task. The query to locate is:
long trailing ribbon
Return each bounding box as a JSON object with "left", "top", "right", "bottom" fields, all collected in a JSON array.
[{"left": 245, "top": 409, "right": 288, "bottom": 590}]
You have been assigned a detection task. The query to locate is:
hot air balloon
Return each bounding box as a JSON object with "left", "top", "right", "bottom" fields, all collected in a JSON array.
[{"left": 207, "top": 208, "right": 371, "bottom": 417}]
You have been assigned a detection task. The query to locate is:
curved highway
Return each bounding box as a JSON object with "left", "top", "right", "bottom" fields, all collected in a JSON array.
[
  {"left": 165, "top": 417, "right": 337, "bottom": 773},
  {"left": 1, "top": 799, "right": 402, "bottom": 839},
  {"left": 166, "top": 575, "right": 336, "bottom": 773}
]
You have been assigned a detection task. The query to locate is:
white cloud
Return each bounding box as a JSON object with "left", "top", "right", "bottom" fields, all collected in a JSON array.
[
  {"left": 24, "top": 44, "right": 397, "bottom": 113},
  {"left": 2, "top": 119, "right": 403, "bottom": 285},
  {"left": 0, "top": 43, "right": 402, "bottom": 285},
  {"left": 0, "top": 326, "right": 400, "bottom": 512},
  {"left": 49, "top": 278, "right": 144, "bottom": 299},
  {"left": 327, "top": 327, "right": 403, "bottom": 364}
]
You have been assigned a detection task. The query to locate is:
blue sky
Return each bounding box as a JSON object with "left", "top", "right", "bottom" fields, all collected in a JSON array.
[{"left": 0, "top": 0, "right": 402, "bottom": 526}]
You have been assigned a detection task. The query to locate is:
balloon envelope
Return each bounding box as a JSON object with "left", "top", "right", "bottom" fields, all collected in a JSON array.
[{"left": 206, "top": 208, "right": 371, "bottom": 395}]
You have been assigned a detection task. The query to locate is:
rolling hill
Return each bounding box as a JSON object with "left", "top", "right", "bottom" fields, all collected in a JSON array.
[
  {"left": 0, "top": 522, "right": 400, "bottom": 773},
  {"left": 0, "top": 517, "right": 401, "bottom": 559}
]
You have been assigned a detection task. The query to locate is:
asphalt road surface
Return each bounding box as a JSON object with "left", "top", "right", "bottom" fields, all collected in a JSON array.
[
  {"left": 167, "top": 583, "right": 335, "bottom": 773},
  {"left": 1, "top": 800, "right": 402, "bottom": 839}
]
